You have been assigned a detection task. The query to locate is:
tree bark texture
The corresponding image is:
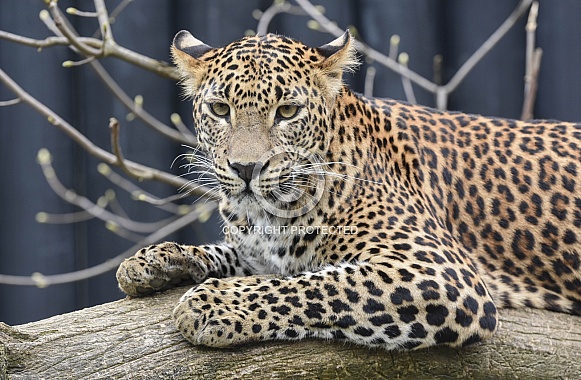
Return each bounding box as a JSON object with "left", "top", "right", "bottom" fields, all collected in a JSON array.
[{"left": 1, "top": 286, "right": 580, "bottom": 380}]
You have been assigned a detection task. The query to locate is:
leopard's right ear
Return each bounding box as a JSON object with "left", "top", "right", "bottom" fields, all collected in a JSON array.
[{"left": 171, "top": 30, "right": 214, "bottom": 95}]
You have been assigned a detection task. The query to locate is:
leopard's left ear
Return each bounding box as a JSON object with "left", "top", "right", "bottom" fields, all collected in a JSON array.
[
  {"left": 315, "top": 30, "right": 359, "bottom": 97},
  {"left": 171, "top": 30, "right": 215, "bottom": 96}
]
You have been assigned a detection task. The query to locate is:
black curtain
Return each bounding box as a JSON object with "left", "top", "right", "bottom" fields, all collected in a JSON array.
[{"left": 1, "top": 0, "right": 580, "bottom": 325}]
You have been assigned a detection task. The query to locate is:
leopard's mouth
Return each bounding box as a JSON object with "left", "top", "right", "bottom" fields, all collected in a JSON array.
[{"left": 219, "top": 147, "right": 326, "bottom": 218}]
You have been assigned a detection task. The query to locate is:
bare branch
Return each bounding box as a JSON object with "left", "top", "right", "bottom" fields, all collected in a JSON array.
[
  {"left": 0, "top": 30, "right": 69, "bottom": 48},
  {"left": 256, "top": 1, "right": 309, "bottom": 35},
  {"left": 97, "top": 163, "right": 191, "bottom": 214},
  {"left": 93, "top": 0, "right": 114, "bottom": 45},
  {"left": 91, "top": 61, "right": 194, "bottom": 144},
  {"left": 36, "top": 209, "right": 98, "bottom": 225},
  {"left": 39, "top": 2, "right": 193, "bottom": 144},
  {"left": 109, "top": 0, "right": 134, "bottom": 22},
  {"left": 66, "top": 8, "right": 98, "bottom": 18},
  {"left": 0, "top": 204, "right": 214, "bottom": 286},
  {"left": 521, "top": 48, "right": 542, "bottom": 121},
  {"left": 398, "top": 53, "right": 417, "bottom": 104},
  {"left": 170, "top": 113, "right": 198, "bottom": 142},
  {"left": 295, "top": 0, "right": 534, "bottom": 110},
  {"left": 293, "top": 0, "right": 439, "bottom": 94},
  {"left": 363, "top": 66, "right": 376, "bottom": 98},
  {"left": 48, "top": 0, "right": 102, "bottom": 56},
  {"left": 522, "top": 1, "right": 541, "bottom": 120},
  {"left": 37, "top": 149, "right": 177, "bottom": 234},
  {"left": 443, "top": 0, "right": 534, "bottom": 94},
  {"left": 0, "top": 98, "right": 20, "bottom": 106},
  {"left": 109, "top": 117, "right": 154, "bottom": 181},
  {"left": 62, "top": 56, "right": 96, "bottom": 67},
  {"left": 105, "top": 221, "right": 147, "bottom": 243},
  {"left": 0, "top": 30, "right": 178, "bottom": 79},
  {"left": 0, "top": 67, "right": 212, "bottom": 195}
]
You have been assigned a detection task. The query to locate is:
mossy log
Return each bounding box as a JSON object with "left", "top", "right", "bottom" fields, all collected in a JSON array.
[{"left": 1, "top": 286, "right": 580, "bottom": 379}]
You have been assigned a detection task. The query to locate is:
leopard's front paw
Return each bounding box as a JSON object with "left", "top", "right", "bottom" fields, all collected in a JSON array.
[
  {"left": 172, "top": 278, "right": 269, "bottom": 347},
  {"left": 116, "top": 242, "right": 211, "bottom": 297}
]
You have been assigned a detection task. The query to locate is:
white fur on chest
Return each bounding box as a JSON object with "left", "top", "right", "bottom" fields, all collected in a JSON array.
[{"left": 222, "top": 198, "right": 318, "bottom": 275}]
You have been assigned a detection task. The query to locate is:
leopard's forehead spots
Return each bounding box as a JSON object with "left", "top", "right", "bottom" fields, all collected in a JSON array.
[{"left": 201, "top": 35, "right": 322, "bottom": 106}]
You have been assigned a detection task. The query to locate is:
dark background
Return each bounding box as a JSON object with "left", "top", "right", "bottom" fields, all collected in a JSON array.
[{"left": 1, "top": 0, "right": 580, "bottom": 325}]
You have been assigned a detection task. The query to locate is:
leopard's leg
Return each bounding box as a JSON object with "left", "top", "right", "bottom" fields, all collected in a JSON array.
[
  {"left": 116, "top": 242, "right": 259, "bottom": 297},
  {"left": 172, "top": 255, "right": 498, "bottom": 349}
]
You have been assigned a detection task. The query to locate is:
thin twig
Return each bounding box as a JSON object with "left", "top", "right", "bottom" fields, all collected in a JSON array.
[
  {"left": 91, "top": 61, "right": 193, "bottom": 144},
  {"left": 94, "top": 0, "right": 114, "bottom": 45},
  {"left": 97, "top": 163, "right": 189, "bottom": 214},
  {"left": 37, "top": 149, "right": 179, "bottom": 233},
  {"left": 171, "top": 113, "right": 198, "bottom": 143},
  {"left": 42, "top": 2, "right": 191, "bottom": 144},
  {"left": 256, "top": 2, "right": 309, "bottom": 35},
  {"left": 521, "top": 48, "right": 542, "bottom": 120},
  {"left": 363, "top": 66, "right": 376, "bottom": 97},
  {"left": 63, "top": 56, "right": 96, "bottom": 67},
  {"left": 522, "top": 1, "right": 540, "bottom": 120},
  {"left": 0, "top": 30, "right": 177, "bottom": 80},
  {"left": 66, "top": 8, "right": 98, "bottom": 18},
  {"left": 0, "top": 67, "right": 213, "bottom": 196},
  {"left": 48, "top": 0, "right": 102, "bottom": 56},
  {"left": 109, "top": 117, "right": 153, "bottom": 181},
  {"left": 0, "top": 98, "right": 21, "bottom": 106},
  {"left": 104, "top": 189, "right": 130, "bottom": 219},
  {"left": 0, "top": 204, "right": 214, "bottom": 286},
  {"left": 443, "top": 0, "right": 534, "bottom": 94},
  {"left": 36, "top": 209, "right": 98, "bottom": 224},
  {"left": 109, "top": 0, "right": 134, "bottom": 21},
  {"left": 398, "top": 53, "right": 417, "bottom": 104},
  {"left": 91, "top": 0, "right": 134, "bottom": 38},
  {"left": 293, "top": 0, "right": 439, "bottom": 94}
]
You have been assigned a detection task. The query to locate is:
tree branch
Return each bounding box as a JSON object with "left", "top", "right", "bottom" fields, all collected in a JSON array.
[
  {"left": 36, "top": 149, "right": 176, "bottom": 234},
  {"left": 294, "top": 0, "right": 534, "bottom": 110},
  {"left": 0, "top": 202, "right": 215, "bottom": 287},
  {"left": 90, "top": 60, "right": 194, "bottom": 144},
  {"left": 109, "top": 117, "right": 154, "bottom": 181},
  {"left": 2, "top": 290, "right": 580, "bottom": 378},
  {"left": 0, "top": 67, "right": 209, "bottom": 194},
  {"left": 0, "top": 31, "right": 177, "bottom": 80},
  {"left": 293, "top": 0, "right": 439, "bottom": 94},
  {"left": 521, "top": 1, "right": 541, "bottom": 120},
  {"left": 443, "top": 0, "right": 534, "bottom": 94}
]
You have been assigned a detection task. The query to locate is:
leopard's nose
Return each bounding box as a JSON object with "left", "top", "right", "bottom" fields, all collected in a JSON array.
[{"left": 229, "top": 162, "right": 256, "bottom": 186}]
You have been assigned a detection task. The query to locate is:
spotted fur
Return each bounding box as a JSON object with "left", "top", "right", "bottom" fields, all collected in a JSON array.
[{"left": 116, "top": 31, "right": 581, "bottom": 350}]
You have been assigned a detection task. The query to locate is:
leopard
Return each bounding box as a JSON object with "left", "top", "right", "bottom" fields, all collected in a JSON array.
[{"left": 116, "top": 30, "right": 581, "bottom": 350}]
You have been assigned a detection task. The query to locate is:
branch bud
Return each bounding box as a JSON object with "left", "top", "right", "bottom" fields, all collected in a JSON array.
[
  {"left": 31, "top": 272, "right": 48, "bottom": 288},
  {"left": 37, "top": 148, "right": 52, "bottom": 165},
  {"left": 97, "top": 163, "right": 111, "bottom": 176},
  {"left": 398, "top": 52, "right": 409, "bottom": 66},
  {"left": 170, "top": 113, "right": 182, "bottom": 126},
  {"left": 39, "top": 10, "right": 50, "bottom": 20},
  {"left": 36, "top": 212, "right": 49, "bottom": 223}
]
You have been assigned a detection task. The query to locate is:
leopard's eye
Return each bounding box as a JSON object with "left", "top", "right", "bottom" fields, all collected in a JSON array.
[
  {"left": 276, "top": 105, "right": 300, "bottom": 120},
  {"left": 209, "top": 102, "right": 230, "bottom": 117}
]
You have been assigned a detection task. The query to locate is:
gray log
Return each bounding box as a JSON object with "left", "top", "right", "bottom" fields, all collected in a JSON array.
[{"left": 1, "top": 286, "right": 580, "bottom": 379}]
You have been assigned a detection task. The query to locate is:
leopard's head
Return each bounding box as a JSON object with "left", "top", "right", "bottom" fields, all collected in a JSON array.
[{"left": 172, "top": 31, "right": 357, "bottom": 218}]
